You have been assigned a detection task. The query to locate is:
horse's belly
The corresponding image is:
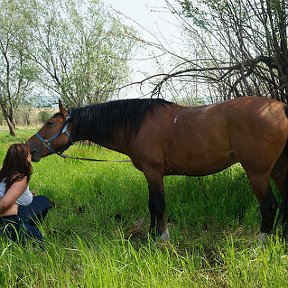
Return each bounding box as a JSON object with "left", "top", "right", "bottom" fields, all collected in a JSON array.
[{"left": 164, "top": 150, "right": 238, "bottom": 176}]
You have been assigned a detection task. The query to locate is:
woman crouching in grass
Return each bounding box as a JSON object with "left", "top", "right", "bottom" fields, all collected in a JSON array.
[{"left": 0, "top": 143, "right": 51, "bottom": 243}]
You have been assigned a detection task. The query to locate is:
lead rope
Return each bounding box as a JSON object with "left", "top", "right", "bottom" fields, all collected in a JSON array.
[{"left": 56, "top": 152, "right": 131, "bottom": 163}]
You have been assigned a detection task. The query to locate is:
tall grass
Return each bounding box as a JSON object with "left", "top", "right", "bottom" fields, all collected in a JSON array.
[{"left": 0, "top": 129, "right": 287, "bottom": 287}]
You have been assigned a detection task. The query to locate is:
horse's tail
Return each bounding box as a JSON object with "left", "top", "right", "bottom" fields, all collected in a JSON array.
[{"left": 276, "top": 106, "right": 288, "bottom": 236}]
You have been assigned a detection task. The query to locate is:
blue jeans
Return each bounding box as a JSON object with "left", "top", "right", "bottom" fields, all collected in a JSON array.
[{"left": 0, "top": 195, "right": 51, "bottom": 243}]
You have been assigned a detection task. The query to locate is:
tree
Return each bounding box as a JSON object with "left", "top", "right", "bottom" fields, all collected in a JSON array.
[
  {"left": 151, "top": 0, "right": 288, "bottom": 103},
  {"left": 0, "top": 0, "right": 39, "bottom": 135},
  {"left": 0, "top": 0, "right": 136, "bottom": 135},
  {"left": 38, "top": 110, "right": 52, "bottom": 124},
  {"left": 25, "top": 0, "right": 137, "bottom": 107}
]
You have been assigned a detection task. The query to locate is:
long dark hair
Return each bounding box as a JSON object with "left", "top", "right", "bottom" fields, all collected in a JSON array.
[{"left": 0, "top": 143, "right": 32, "bottom": 192}]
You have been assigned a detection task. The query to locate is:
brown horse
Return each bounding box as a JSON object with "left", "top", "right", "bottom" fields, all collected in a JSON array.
[{"left": 27, "top": 96, "right": 288, "bottom": 241}]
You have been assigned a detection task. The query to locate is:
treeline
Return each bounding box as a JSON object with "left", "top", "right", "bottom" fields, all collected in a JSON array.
[
  {"left": 0, "top": 0, "right": 137, "bottom": 135},
  {"left": 0, "top": 108, "right": 54, "bottom": 127}
]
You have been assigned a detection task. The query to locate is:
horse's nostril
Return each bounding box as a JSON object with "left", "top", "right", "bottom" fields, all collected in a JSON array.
[{"left": 29, "top": 148, "right": 37, "bottom": 155}]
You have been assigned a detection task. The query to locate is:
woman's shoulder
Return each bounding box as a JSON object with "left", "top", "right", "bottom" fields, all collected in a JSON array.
[
  {"left": 11, "top": 175, "right": 28, "bottom": 183},
  {"left": 9, "top": 176, "right": 29, "bottom": 190}
]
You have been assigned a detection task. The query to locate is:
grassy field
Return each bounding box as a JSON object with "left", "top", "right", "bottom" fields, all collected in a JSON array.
[{"left": 0, "top": 129, "right": 288, "bottom": 287}]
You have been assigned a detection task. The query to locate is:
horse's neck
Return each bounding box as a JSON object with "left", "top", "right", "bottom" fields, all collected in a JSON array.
[
  {"left": 73, "top": 123, "right": 129, "bottom": 154},
  {"left": 102, "top": 141, "right": 128, "bottom": 154},
  {"left": 102, "top": 128, "right": 131, "bottom": 154}
]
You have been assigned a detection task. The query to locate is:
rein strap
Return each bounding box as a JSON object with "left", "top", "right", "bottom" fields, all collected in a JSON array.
[{"left": 57, "top": 152, "right": 131, "bottom": 163}]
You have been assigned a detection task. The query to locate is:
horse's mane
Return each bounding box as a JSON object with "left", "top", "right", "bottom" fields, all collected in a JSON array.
[{"left": 70, "top": 98, "right": 173, "bottom": 143}]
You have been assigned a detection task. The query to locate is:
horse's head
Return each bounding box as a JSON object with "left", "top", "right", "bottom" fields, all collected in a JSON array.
[{"left": 27, "top": 100, "right": 73, "bottom": 162}]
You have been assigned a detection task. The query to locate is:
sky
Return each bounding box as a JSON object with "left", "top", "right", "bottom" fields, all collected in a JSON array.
[
  {"left": 103, "top": 0, "right": 182, "bottom": 98},
  {"left": 104, "top": 0, "right": 179, "bottom": 39}
]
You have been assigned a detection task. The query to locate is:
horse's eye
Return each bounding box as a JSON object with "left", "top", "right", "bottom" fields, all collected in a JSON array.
[{"left": 46, "top": 121, "right": 54, "bottom": 126}]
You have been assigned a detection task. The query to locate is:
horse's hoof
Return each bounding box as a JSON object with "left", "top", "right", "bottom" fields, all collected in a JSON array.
[
  {"left": 159, "top": 229, "right": 170, "bottom": 242},
  {"left": 257, "top": 232, "right": 268, "bottom": 246}
]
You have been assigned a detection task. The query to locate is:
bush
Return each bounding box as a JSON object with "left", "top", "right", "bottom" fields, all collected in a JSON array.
[{"left": 38, "top": 110, "right": 52, "bottom": 124}]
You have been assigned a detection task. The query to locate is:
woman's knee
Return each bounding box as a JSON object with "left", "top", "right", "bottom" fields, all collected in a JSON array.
[{"left": 33, "top": 195, "right": 51, "bottom": 210}]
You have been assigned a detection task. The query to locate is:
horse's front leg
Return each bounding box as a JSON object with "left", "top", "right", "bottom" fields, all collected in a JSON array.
[{"left": 144, "top": 169, "right": 169, "bottom": 241}]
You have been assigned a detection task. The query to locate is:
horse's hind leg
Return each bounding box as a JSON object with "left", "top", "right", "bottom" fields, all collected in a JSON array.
[
  {"left": 245, "top": 172, "right": 278, "bottom": 237},
  {"left": 271, "top": 153, "right": 288, "bottom": 195},
  {"left": 271, "top": 154, "right": 288, "bottom": 237},
  {"left": 259, "top": 185, "right": 278, "bottom": 235}
]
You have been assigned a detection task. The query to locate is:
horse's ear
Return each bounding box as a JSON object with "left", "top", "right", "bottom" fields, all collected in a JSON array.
[{"left": 58, "top": 99, "right": 68, "bottom": 117}]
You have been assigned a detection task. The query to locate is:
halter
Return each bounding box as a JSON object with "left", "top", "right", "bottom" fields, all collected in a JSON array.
[{"left": 35, "top": 114, "right": 73, "bottom": 154}]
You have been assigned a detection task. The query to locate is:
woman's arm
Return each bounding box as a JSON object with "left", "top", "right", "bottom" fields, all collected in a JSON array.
[{"left": 0, "top": 177, "right": 28, "bottom": 214}]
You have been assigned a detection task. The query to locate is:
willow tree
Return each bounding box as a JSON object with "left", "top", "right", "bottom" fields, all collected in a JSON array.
[
  {"left": 25, "top": 0, "right": 137, "bottom": 107},
  {"left": 0, "top": 0, "right": 39, "bottom": 135}
]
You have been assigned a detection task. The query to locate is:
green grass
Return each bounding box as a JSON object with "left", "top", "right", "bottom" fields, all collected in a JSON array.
[{"left": 0, "top": 129, "right": 287, "bottom": 287}]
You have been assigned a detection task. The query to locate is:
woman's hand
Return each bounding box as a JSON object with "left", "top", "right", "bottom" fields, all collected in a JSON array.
[{"left": 0, "top": 196, "right": 18, "bottom": 216}]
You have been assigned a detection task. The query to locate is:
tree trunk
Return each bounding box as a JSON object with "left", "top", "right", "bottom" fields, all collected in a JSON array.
[
  {"left": 5, "top": 116, "right": 16, "bottom": 136},
  {"left": 0, "top": 104, "right": 16, "bottom": 136}
]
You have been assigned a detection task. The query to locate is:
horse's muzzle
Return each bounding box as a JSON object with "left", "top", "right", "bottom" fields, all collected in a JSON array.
[
  {"left": 27, "top": 138, "right": 43, "bottom": 162},
  {"left": 31, "top": 151, "right": 41, "bottom": 162},
  {"left": 29, "top": 146, "right": 42, "bottom": 162}
]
